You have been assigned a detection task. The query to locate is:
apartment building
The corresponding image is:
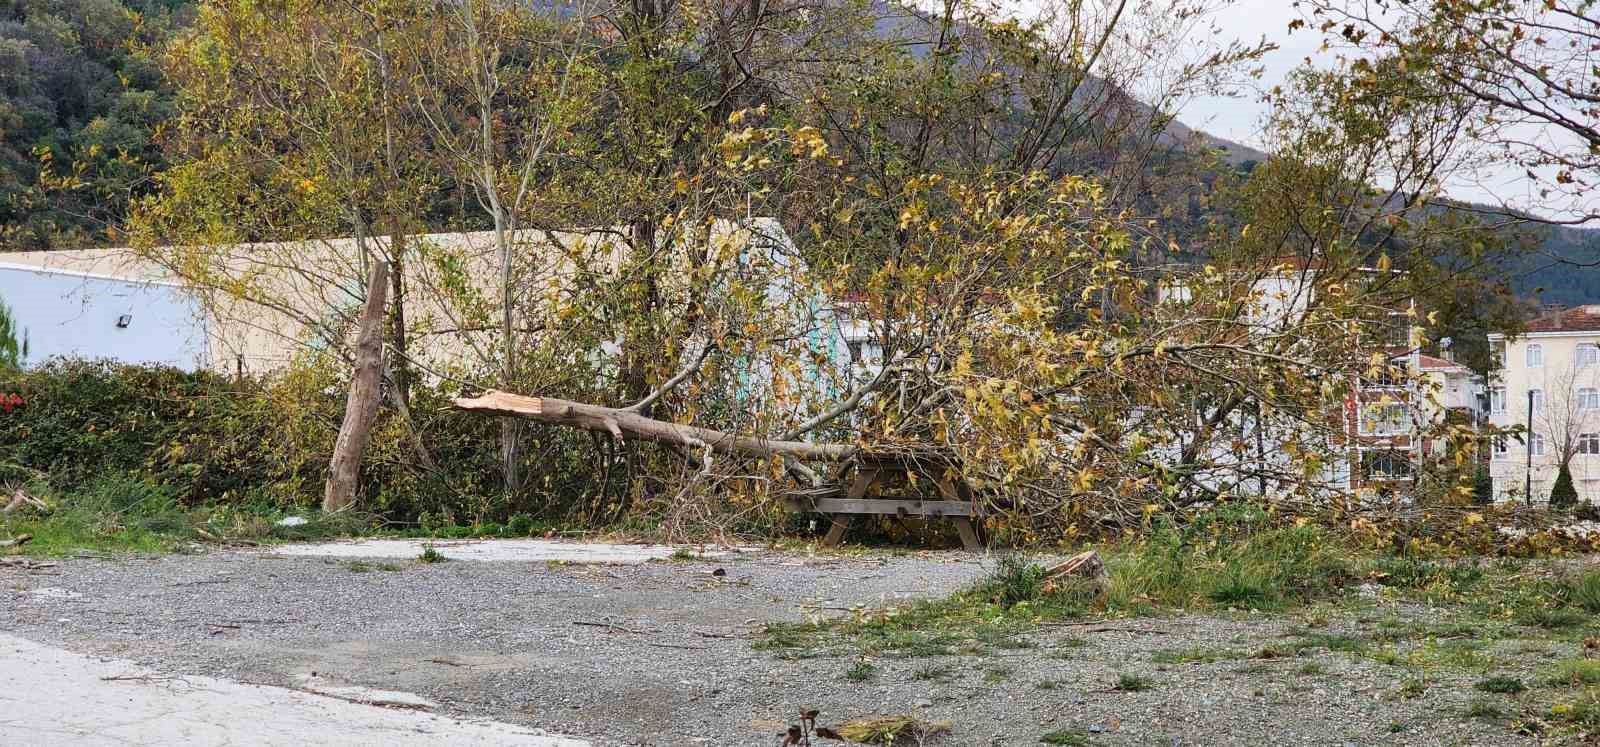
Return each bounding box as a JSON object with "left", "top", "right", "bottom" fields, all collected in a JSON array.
[{"left": 1487, "top": 306, "right": 1600, "bottom": 504}]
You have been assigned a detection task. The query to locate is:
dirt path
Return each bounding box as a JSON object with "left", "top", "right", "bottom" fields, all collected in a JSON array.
[{"left": 0, "top": 543, "right": 1534, "bottom": 745}]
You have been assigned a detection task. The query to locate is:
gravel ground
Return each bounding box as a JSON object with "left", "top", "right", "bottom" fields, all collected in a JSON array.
[{"left": 0, "top": 545, "right": 1540, "bottom": 746}]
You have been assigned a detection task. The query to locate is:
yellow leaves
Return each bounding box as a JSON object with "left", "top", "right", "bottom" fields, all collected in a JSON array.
[
  {"left": 790, "top": 126, "right": 828, "bottom": 159},
  {"left": 1464, "top": 512, "right": 1484, "bottom": 526},
  {"left": 1376, "top": 253, "right": 1392, "bottom": 272}
]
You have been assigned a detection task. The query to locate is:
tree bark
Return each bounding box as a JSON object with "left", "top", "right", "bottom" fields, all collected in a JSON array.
[
  {"left": 324, "top": 261, "right": 390, "bottom": 512},
  {"left": 454, "top": 391, "right": 860, "bottom": 462}
]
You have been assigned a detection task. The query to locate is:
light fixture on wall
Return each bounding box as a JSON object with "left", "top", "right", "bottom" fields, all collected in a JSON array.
[{"left": 115, "top": 314, "right": 132, "bottom": 329}]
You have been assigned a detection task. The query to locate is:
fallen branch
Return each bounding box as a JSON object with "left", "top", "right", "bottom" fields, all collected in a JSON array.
[
  {"left": 455, "top": 391, "right": 859, "bottom": 462},
  {"left": 2, "top": 488, "right": 45, "bottom": 515},
  {"left": 0, "top": 534, "right": 32, "bottom": 548}
]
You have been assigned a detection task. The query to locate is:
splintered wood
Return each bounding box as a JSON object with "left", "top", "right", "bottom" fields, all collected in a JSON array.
[{"left": 1041, "top": 550, "right": 1109, "bottom": 595}]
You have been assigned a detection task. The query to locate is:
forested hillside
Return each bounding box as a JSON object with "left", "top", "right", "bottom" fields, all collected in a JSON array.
[
  {"left": 0, "top": 0, "right": 189, "bottom": 249},
  {"left": 1, "top": 0, "right": 1593, "bottom": 307}
]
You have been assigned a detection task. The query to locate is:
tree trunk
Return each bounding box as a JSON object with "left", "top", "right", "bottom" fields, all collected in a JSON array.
[
  {"left": 324, "top": 261, "right": 390, "bottom": 512},
  {"left": 454, "top": 391, "right": 859, "bottom": 462}
]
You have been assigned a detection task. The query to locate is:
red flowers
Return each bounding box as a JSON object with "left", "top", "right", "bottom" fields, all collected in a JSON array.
[{"left": 0, "top": 393, "right": 23, "bottom": 413}]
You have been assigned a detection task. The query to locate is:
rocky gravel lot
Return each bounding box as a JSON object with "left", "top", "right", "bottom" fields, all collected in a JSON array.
[{"left": 0, "top": 544, "right": 1548, "bottom": 745}]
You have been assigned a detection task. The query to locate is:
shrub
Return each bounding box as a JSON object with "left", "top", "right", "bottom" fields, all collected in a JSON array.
[
  {"left": 1475, "top": 675, "right": 1526, "bottom": 694},
  {"left": 1551, "top": 463, "right": 1578, "bottom": 508},
  {"left": 0, "top": 358, "right": 599, "bottom": 527}
]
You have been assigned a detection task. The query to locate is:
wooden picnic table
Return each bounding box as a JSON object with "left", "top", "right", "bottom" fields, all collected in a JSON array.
[{"left": 783, "top": 452, "right": 985, "bottom": 551}]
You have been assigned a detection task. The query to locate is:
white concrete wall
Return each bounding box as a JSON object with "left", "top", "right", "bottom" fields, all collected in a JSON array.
[{"left": 0, "top": 264, "right": 208, "bottom": 370}]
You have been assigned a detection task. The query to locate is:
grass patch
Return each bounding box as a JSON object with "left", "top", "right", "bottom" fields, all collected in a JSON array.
[
  {"left": 1476, "top": 675, "right": 1526, "bottom": 694},
  {"left": 1039, "top": 729, "right": 1093, "bottom": 745},
  {"left": 1297, "top": 661, "right": 1326, "bottom": 676},
  {"left": 845, "top": 658, "right": 876, "bottom": 682},
  {"left": 911, "top": 665, "right": 954, "bottom": 683},
  {"left": 983, "top": 666, "right": 1012, "bottom": 684},
  {"left": 836, "top": 715, "right": 949, "bottom": 745},
  {"left": 417, "top": 543, "right": 447, "bottom": 563},
  {"left": 1150, "top": 646, "right": 1244, "bottom": 664},
  {"left": 1462, "top": 697, "right": 1508, "bottom": 722},
  {"left": 1290, "top": 632, "right": 1367, "bottom": 654},
  {"left": 1572, "top": 572, "right": 1600, "bottom": 613},
  {"left": 345, "top": 560, "right": 403, "bottom": 573},
  {"left": 1395, "top": 677, "right": 1427, "bottom": 699},
  {"left": 1112, "top": 672, "right": 1153, "bottom": 692},
  {"left": 0, "top": 475, "right": 370, "bottom": 557},
  {"left": 1543, "top": 659, "right": 1600, "bottom": 688},
  {"left": 1036, "top": 679, "right": 1062, "bottom": 690},
  {"left": 1103, "top": 505, "right": 1351, "bottom": 613}
]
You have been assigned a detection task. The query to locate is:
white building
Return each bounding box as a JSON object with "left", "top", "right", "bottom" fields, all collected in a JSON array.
[
  {"left": 0, "top": 260, "right": 209, "bottom": 370},
  {"left": 1488, "top": 306, "right": 1600, "bottom": 504}
]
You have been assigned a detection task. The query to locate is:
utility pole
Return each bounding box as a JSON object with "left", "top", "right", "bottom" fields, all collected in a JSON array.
[{"left": 1526, "top": 388, "right": 1534, "bottom": 506}]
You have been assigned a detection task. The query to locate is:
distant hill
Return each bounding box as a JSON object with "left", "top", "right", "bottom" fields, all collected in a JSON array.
[{"left": 1509, "top": 224, "right": 1600, "bottom": 306}]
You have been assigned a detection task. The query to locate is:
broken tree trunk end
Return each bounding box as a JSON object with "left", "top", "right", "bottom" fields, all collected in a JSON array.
[
  {"left": 1041, "top": 550, "right": 1109, "bottom": 595},
  {"left": 323, "top": 260, "right": 390, "bottom": 513}
]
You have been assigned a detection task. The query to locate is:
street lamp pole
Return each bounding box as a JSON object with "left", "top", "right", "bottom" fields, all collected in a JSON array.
[{"left": 1527, "top": 388, "right": 1535, "bottom": 506}]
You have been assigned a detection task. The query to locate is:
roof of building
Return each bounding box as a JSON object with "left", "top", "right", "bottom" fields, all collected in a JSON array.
[
  {"left": 1522, "top": 305, "right": 1600, "bottom": 334},
  {"left": 1418, "top": 354, "right": 1469, "bottom": 373}
]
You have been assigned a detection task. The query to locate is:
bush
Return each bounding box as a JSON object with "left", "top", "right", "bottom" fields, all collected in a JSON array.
[
  {"left": 0, "top": 358, "right": 594, "bottom": 527},
  {"left": 1551, "top": 463, "right": 1578, "bottom": 508},
  {"left": 1473, "top": 465, "right": 1494, "bottom": 505}
]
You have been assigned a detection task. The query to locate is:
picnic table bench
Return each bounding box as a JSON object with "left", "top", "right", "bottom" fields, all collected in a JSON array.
[{"left": 782, "top": 452, "right": 985, "bottom": 551}]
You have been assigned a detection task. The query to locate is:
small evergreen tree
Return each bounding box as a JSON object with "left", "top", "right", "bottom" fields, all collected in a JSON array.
[
  {"left": 1550, "top": 463, "right": 1578, "bottom": 509},
  {"left": 1473, "top": 464, "right": 1494, "bottom": 505},
  {"left": 0, "top": 297, "right": 21, "bottom": 369}
]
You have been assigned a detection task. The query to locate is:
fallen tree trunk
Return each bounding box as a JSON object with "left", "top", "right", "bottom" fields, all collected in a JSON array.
[{"left": 453, "top": 391, "right": 859, "bottom": 462}]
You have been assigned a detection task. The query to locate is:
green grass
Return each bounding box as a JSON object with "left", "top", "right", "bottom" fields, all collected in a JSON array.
[
  {"left": 1543, "top": 659, "right": 1600, "bottom": 688},
  {"left": 983, "top": 666, "right": 1012, "bottom": 684},
  {"left": 0, "top": 475, "right": 368, "bottom": 557},
  {"left": 1112, "top": 672, "right": 1152, "bottom": 692},
  {"left": 845, "top": 658, "right": 876, "bottom": 682},
  {"left": 1151, "top": 646, "right": 1245, "bottom": 664},
  {"left": 912, "top": 665, "right": 955, "bottom": 682},
  {"left": 1570, "top": 571, "right": 1600, "bottom": 614},
  {"left": 345, "top": 560, "right": 403, "bottom": 573},
  {"left": 1395, "top": 677, "right": 1427, "bottom": 699},
  {"left": 418, "top": 543, "right": 447, "bottom": 563},
  {"left": 1462, "top": 697, "right": 1508, "bottom": 722},
  {"left": 1476, "top": 675, "right": 1526, "bottom": 694},
  {"left": 1039, "top": 729, "right": 1093, "bottom": 745},
  {"left": 1036, "top": 679, "right": 1062, "bottom": 690}
]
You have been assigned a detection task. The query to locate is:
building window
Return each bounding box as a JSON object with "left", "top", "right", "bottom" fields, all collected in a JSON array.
[
  {"left": 1582, "top": 388, "right": 1600, "bottom": 411},
  {"left": 1490, "top": 386, "right": 1507, "bottom": 414},
  {"left": 1359, "top": 402, "right": 1409, "bottom": 435},
  {"left": 1496, "top": 343, "right": 1508, "bottom": 369},
  {"left": 1531, "top": 434, "right": 1547, "bottom": 457},
  {"left": 1361, "top": 450, "right": 1413, "bottom": 480},
  {"left": 1580, "top": 433, "right": 1600, "bottom": 455},
  {"left": 1531, "top": 389, "right": 1545, "bottom": 415},
  {"left": 1493, "top": 436, "right": 1510, "bottom": 459},
  {"left": 1580, "top": 344, "right": 1600, "bottom": 367},
  {"left": 1528, "top": 344, "right": 1544, "bottom": 368}
]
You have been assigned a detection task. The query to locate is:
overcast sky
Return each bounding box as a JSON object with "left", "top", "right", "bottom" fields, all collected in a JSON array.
[{"left": 1168, "top": 1, "right": 1573, "bottom": 215}]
